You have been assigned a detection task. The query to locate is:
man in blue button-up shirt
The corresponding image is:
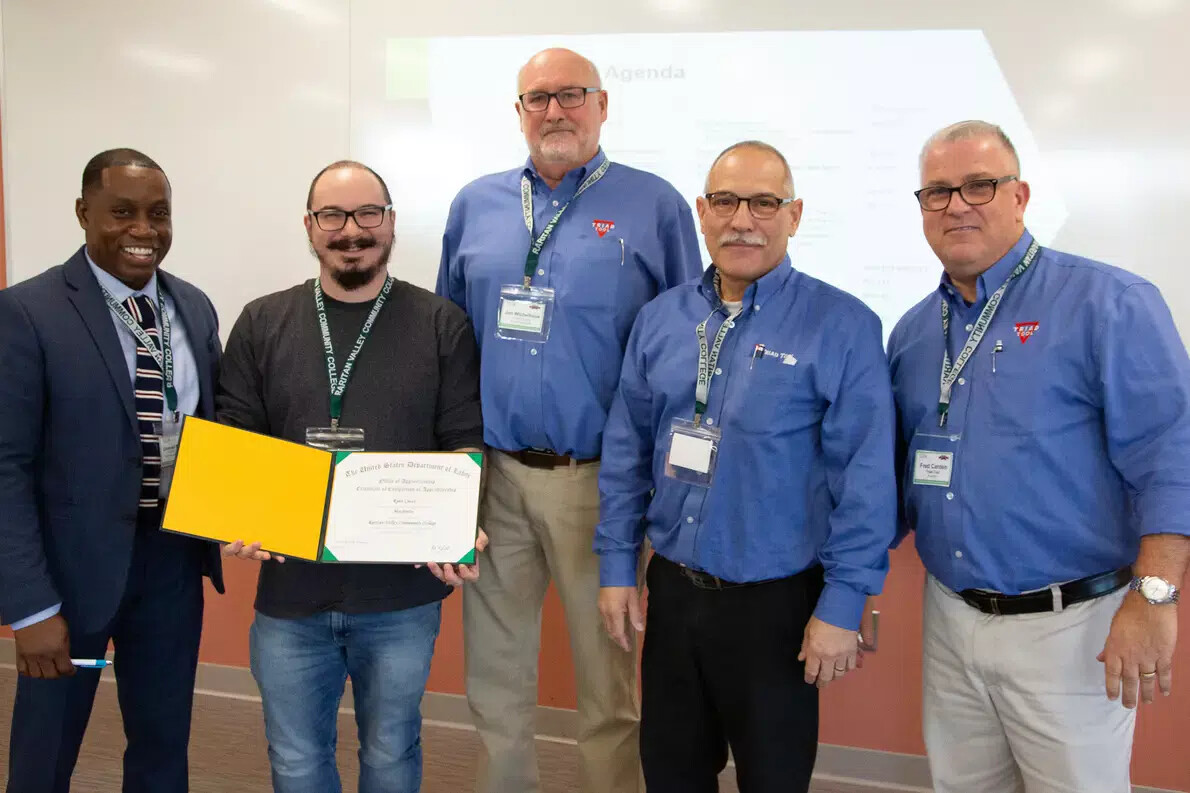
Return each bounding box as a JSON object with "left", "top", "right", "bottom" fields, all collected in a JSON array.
[
  {"left": 596, "top": 141, "right": 895, "bottom": 793},
  {"left": 888, "top": 120, "right": 1190, "bottom": 793},
  {"left": 436, "top": 48, "right": 702, "bottom": 793}
]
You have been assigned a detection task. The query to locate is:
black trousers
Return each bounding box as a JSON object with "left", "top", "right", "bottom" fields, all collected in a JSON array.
[
  {"left": 7, "top": 513, "right": 205, "bottom": 793},
  {"left": 641, "top": 554, "right": 825, "bottom": 793}
]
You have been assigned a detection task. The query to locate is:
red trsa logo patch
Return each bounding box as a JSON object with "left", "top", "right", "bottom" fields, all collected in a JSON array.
[
  {"left": 592, "top": 219, "right": 615, "bottom": 238},
  {"left": 1014, "top": 321, "right": 1040, "bottom": 343}
]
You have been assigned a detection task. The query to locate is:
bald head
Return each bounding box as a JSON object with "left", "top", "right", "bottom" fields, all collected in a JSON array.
[
  {"left": 706, "top": 141, "right": 794, "bottom": 197},
  {"left": 517, "top": 48, "right": 601, "bottom": 93},
  {"left": 920, "top": 120, "right": 1020, "bottom": 177}
]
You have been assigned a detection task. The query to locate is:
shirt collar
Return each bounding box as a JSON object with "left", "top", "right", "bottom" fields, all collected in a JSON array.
[
  {"left": 85, "top": 248, "right": 160, "bottom": 307},
  {"left": 939, "top": 229, "right": 1034, "bottom": 305},
  {"left": 699, "top": 255, "right": 795, "bottom": 312},
  {"left": 522, "top": 148, "right": 608, "bottom": 188}
]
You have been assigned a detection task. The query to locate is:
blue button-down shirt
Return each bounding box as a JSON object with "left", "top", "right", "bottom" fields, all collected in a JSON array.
[
  {"left": 596, "top": 260, "right": 897, "bottom": 630},
  {"left": 888, "top": 230, "right": 1190, "bottom": 594},
  {"left": 10, "top": 254, "right": 202, "bottom": 632},
  {"left": 436, "top": 150, "right": 703, "bottom": 458}
]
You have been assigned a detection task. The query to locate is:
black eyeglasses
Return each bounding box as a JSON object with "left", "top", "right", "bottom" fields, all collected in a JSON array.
[
  {"left": 307, "top": 204, "right": 392, "bottom": 231},
  {"left": 518, "top": 87, "right": 600, "bottom": 113},
  {"left": 914, "top": 177, "right": 1018, "bottom": 211},
  {"left": 704, "top": 192, "right": 794, "bottom": 220}
]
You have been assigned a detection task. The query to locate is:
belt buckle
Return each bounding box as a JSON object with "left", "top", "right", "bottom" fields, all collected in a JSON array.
[
  {"left": 522, "top": 448, "right": 558, "bottom": 469},
  {"left": 683, "top": 567, "right": 721, "bottom": 590}
]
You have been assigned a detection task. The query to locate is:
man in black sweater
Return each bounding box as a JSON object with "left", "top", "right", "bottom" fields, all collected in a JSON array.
[{"left": 217, "top": 160, "right": 485, "bottom": 793}]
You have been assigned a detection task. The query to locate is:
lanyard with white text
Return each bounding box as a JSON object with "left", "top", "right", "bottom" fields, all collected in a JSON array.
[
  {"left": 938, "top": 238, "right": 1040, "bottom": 426},
  {"left": 314, "top": 276, "right": 394, "bottom": 428},
  {"left": 100, "top": 281, "right": 177, "bottom": 414},
  {"left": 694, "top": 302, "right": 743, "bottom": 427},
  {"left": 519, "top": 158, "right": 611, "bottom": 287}
]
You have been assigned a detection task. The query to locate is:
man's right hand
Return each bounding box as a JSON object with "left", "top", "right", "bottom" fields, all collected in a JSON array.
[
  {"left": 222, "top": 540, "right": 285, "bottom": 563},
  {"left": 14, "top": 614, "right": 73, "bottom": 679},
  {"left": 598, "top": 586, "right": 645, "bottom": 652}
]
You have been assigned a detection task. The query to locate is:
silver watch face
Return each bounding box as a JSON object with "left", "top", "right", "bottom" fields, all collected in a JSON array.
[{"left": 1140, "top": 577, "right": 1173, "bottom": 602}]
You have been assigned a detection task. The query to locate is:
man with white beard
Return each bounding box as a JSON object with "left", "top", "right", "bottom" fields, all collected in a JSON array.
[
  {"left": 437, "top": 48, "right": 702, "bottom": 793},
  {"left": 218, "top": 160, "right": 487, "bottom": 793}
]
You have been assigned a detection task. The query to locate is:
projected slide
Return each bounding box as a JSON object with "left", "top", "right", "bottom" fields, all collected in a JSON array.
[{"left": 349, "top": 30, "right": 1066, "bottom": 335}]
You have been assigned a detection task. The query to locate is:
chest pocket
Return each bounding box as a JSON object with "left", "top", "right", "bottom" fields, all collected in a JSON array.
[
  {"left": 557, "top": 233, "right": 628, "bottom": 310},
  {"left": 731, "top": 356, "right": 822, "bottom": 437},
  {"left": 977, "top": 340, "right": 1083, "bottom": 436}
]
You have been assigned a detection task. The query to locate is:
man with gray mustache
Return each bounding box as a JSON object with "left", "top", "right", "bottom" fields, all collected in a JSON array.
[{"left": 595, "top": 141, "right": 896, "bottom": 792}]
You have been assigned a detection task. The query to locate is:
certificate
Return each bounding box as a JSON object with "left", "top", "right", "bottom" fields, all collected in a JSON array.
[{"left": 161, "top": 417, "right": 481, "bottom": 564}]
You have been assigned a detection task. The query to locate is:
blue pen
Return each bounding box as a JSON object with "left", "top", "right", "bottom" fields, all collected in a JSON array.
[{"left": 71, "top": 658, "right": 110, "bottom": 669}]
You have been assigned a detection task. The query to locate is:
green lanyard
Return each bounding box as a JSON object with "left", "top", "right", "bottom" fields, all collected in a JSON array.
[
  {"left": 314, "top": 276, "right": 394, "bottom": 428},
  {"left": 101, "top": 281, "right": 177, "bottom": 414},
  {"left": 519, "top": 158, "right": 611, "bottom": 287},
  {"left": 938, "top": 238, "right": 1040, "bottom": 427},
  {"left": 694, "top": 294, "right": 743, "bottom": 427}
]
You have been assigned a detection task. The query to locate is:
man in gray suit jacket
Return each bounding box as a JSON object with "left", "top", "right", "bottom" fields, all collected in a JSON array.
[{"left": 0, "top": 148, "right": 224, "bottom": 793}]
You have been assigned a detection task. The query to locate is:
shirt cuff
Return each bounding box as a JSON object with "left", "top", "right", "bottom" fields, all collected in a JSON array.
[
  {"left": 9, "top": 603, "right": 62, "bottom": 631},
  {"left": 599, "top": 552, "right": 639, "bottom": 588},
  {"left": 812, "top": 583, "right": 866, "bottom": 632}
]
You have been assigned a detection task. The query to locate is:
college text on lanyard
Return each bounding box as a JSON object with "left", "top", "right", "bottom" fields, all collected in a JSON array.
[
  {"left": 307, "top": 276, "right": 394, "bottom": 451},
  {"left": 495, "top": 159, "right": 611, "bottom": 342},
  {"left": 101, "top": 281, "right": 178, "bottom": 418},
  {"left": 937, "top": 238, "right": 1040, "bottom": 427},
  {"left": 665, "top": 296, "right": 742, "bottom": 487}
]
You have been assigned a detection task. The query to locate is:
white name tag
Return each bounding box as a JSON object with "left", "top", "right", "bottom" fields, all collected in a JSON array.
[
  {"left": 670, "top": 432, "right": 713, "bottom": 474},
  {"left": 498, "top": 298, "right": 546, "bottom": 333},
  {"left": 913, "top": 450, "right": 954, "bottom": 487},
  {"left": 160, "top": 419, "right": 182, "bottom": 468}
]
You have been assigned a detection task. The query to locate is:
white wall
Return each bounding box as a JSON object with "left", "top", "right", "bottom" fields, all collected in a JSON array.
[{"left": 4, "top": 0, "right": 1190, "bottom": 341}]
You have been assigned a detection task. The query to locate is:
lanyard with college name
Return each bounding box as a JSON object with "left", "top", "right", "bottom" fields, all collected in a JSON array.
[
  {"left": 314, "top": 276, "right": 394, "bottom": 428},
  {"left": 519, "top": 158, "right": 611, "bottom": 288},
  {"left": 694, "top": 294, "right": 743, "bottom": 427},
  {"left": 100, "top": 281, "right": 177, "bottom": 414},
  {"left": 938, "top": 238, "right": 1040, "bottom": 427}
]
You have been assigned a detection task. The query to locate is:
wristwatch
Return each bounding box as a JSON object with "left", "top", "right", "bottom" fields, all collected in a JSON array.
[{"left": 1129, "top": 576, "right": 1181, "bottom": 605}]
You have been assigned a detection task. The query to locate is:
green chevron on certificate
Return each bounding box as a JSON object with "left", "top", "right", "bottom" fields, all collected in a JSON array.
[{"left": 320, "top": 451, "right": 482, "bottom": 564}]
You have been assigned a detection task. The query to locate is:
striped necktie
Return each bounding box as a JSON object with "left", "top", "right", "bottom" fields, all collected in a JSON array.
[{"left": 123, "top": 294, "right": 164, "bottom": 511}]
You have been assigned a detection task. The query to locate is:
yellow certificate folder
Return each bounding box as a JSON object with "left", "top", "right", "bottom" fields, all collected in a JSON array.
[{"left": 162, "top": 417, "right": 334, "bottom": 561}]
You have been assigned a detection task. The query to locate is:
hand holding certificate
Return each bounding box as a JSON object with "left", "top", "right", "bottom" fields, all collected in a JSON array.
[{"left": 163, "top": 418, "right": 482, "bottom": 565}]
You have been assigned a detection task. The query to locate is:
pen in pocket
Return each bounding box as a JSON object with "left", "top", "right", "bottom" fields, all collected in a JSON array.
[
  {"left": 618, "top": 237, "right": 624, "bottom": 266},
  {"left": 992, "top": 340, "right": 1003, "bottom": 373}
]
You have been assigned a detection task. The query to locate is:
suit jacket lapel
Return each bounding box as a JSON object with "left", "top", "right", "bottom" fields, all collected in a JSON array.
[{"left": 62, "top": 248, "right": 139, "bottom": 436}]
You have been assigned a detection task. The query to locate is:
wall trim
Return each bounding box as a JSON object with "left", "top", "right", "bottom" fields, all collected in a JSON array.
[{"left": 0, "top": 640, "right": 1180, "bottom": 792}]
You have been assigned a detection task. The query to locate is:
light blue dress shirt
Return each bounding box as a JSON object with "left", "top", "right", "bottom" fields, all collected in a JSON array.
[
  {"left": 888, "top": 230, "right": 1190, "bottom": 594},
  {"left": 436, "top": 149, "right": 703, "bottom": 459},
  {"left": 9, "top": 254, "right": 200, "bottom": 631},
  {"left": 596, "top": 260, "right": 897, "bottom": 631}
]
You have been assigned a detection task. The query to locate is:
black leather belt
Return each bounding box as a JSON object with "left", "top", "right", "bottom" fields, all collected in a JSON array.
[
  {"left": 656, "top": 555, "right": 783, "bottom": 591},
  {"left": 498, "top": 448, "right": 599, "bottom": 469},
  {"left": 958, "top": 567, "right": 1132, "bottom": 616}
]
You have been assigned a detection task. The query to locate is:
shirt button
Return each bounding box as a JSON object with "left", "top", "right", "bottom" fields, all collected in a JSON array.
[
  {"left": 965, "top": 324, "right": 973, "bottom": 332},
  {"left": 955, "top": 550, "right": 964, "bottom": 559},
  {"left": 714, "top": 368, "right": 722, "bottom": 375},
  {"left": 537, "top": 269, "right": 545, "bottom": 276},
  {"left": 529, "top": 348, "right": 538, "bottom": 356},
  {"left": 705, "top": 417, "right": 714, "bottom": 426},
  {"left": 753, "top": 305, "right": 760, "bottom": 311},
  {"left": 946, "top": 492, "right": 955, "bottom": 500},
  {"left": 686, "top": 516, "right": 694, "bottom": 524},
  {"left": 551, "top": 200, "right": 559, "bottom": 207},
  {"left": 958, "top": 377, "right": 966, "bottom": 386},
  {"left": 727, "top": 321, "right": 735, "bottom": 328}
]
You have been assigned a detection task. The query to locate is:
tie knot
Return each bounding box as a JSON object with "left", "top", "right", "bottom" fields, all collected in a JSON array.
[{"left": 123, "top": 294, "right": 158, "bottom": 331}]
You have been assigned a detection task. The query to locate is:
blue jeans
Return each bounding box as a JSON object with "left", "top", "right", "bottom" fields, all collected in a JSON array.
[{"left": 249, "top": 602, "right": 443, "bottom": 793}]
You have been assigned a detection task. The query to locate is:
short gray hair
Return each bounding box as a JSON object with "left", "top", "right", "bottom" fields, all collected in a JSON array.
[
  {"left": 920, "top": 120, "right": 1020, "bottom": 175},
  {"left": 706, "top": 140, "right": 795, "bottom": 197}
]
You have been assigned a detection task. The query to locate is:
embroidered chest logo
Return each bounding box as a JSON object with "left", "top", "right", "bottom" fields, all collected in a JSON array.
[
  {"left": 1014, "top": 321, "right": 1040, "bottom": 344},
  {"left": 592, "top": 219, "right": 615, "bottom": 238},
  {"left": 751, "top": 344, "right": 798, "bottom": 368}
]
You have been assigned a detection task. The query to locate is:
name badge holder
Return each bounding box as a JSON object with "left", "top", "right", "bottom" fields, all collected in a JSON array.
[
  {"left": 305, "top": 426, "right": 366, "bottom": 452},
  {"left": 498, "top": 159, "right": 610, "bottom": 345}
]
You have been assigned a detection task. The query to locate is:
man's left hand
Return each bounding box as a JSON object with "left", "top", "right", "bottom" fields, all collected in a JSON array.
[
  {"left": 1098, "top": 591, "right": 1178, "bottom": 708},
  {"left": 424, "top": 529, "right": 489, "bottom": 586},
  {"left": 799, "top": 616, "right": 859, "bottom": 688}
]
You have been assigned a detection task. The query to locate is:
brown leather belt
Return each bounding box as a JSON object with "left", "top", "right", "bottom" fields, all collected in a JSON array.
[
  {"left": 498, "top": 448, "right": 600, "bottom": 469},
  {"left": 958, "top": 567, "right": 1132, "bottom": 616}
]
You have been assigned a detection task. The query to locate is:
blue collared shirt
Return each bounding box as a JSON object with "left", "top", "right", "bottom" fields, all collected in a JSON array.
[
  {"left": 10, "top": 254, "right": 202, "bottom": 631},
  {"left": 436, "top": 149, "right": 703, "bottom": 458},
  {"left": 596, "top": 260, "right": 897, "bottom": 630},
  {"left": 888, "top": 230, "right": 1190, "bottom": 594}
]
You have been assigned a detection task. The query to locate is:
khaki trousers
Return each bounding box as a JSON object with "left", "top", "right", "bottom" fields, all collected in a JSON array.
[
  {"left": 463, "top": 450, "right": 643, "bottom": 793},
  {"left": 923, "top": 574, "right": 1135, "bottom": 793}
]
